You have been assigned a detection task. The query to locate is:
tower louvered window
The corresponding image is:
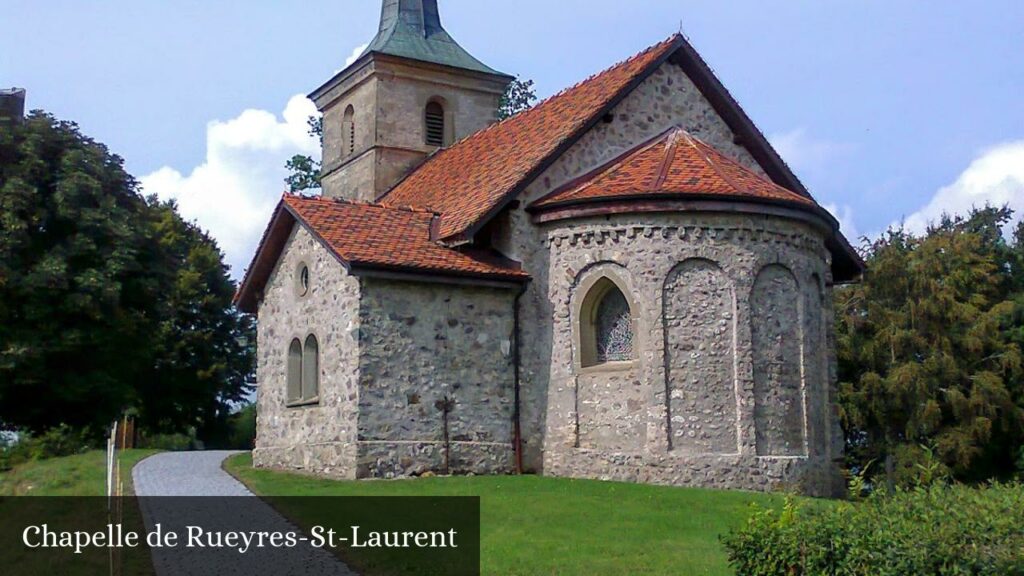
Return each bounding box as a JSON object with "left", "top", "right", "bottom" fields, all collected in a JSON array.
[{"left": 425, "top": 101, "right": 445, "bottom": 146}]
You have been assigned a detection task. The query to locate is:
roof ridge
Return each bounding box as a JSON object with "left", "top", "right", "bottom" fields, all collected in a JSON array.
[
  {"left": 682, "top": 132, "right": 748, "bottom": 194},
  {"left": 651, "top": 126, "right": 684, "bottom": 191}
]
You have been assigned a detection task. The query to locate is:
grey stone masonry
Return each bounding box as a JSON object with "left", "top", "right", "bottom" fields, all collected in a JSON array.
[
  {"left": 355, "top": 279, "right": 517, "bottom": 478},
  {"left": 540, "top": 213, "right": 840, "bottom": 496},
  {"left": 253, "top": 226, "right": 517, "bottom": 480},
  {"left": 502, "top": 58, "right": 779, "bottom": 474},
  {"left": 253, "top": 225, "right": 361, "bottom": 479}
]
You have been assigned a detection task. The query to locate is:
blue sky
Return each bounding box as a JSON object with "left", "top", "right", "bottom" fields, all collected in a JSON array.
[{"left": 3, "top": 0, "right": 1022, "bottom": 276}]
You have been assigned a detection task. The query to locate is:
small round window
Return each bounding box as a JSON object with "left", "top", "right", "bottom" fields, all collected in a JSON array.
[{"left": 297, "top": 264, "right": 310, "bottom": 296}]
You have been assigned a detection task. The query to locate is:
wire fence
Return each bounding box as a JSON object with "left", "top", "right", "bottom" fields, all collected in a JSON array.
[{"left": 106, "top": 416, "right": 134, "bottom": 576}]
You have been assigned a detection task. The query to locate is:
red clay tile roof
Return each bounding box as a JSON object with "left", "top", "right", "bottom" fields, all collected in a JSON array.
[
  {"left": 234, "top": 195, "right": 526, "bottom": 312},
  {"left": 380, "top": 35, "right": 685, "bottom": 240},
  {"left": 283, "top": 195, "right": 526, "bottom": 279},
  {"left": 531, "top": 126, "right": 815, "bottom": 209}
]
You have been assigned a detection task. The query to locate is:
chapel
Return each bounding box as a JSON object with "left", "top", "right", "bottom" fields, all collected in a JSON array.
[{"left": 236, "top": 0, "right": 863, "bottom": 496}]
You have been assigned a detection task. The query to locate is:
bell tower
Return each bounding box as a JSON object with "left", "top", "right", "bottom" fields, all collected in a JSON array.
[{"left": 311, "top": 0, "right": 512, "bottom": 202}]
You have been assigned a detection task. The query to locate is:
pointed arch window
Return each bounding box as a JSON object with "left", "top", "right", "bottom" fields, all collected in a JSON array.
[
  {"left": 425, "top": 101, "right": 445, "bottom": 147},
  {"left": 579, "top": 278, "right": 635, "bottom": 368},
  {"left": 343, "top": 105, "right": 355, "bottom": 156}
]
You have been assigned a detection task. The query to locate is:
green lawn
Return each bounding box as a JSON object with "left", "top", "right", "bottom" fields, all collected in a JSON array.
[
  {"left": 0, "top": 449, "right": 160, "bottom": 496},
  {"left": 225, "top": 453, "right": 793, "bottom": 576}
]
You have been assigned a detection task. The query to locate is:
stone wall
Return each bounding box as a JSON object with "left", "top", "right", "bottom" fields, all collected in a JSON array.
[
  {"left": 355, "top": 279, "right": 517, "bottom": 478},
  {"left": 501, "top": 59, "right": 778, "bottom": 472},
  {"left": 253, "top": 224, "right": 361, "bottom": 478},
  {"left": 751, "top": 265, "right": 806, "bottom": 457},
  {"left": 320, "top": 71, "right": 378, "bottom": 202},
  {"left": 539, "top": 212, "right": 839, "bottom": 496},
  {"left": 664, "top": 259, "right": 738, "bottom": 455}
]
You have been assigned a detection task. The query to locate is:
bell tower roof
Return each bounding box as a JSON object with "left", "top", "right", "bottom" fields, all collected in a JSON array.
[{"left": 359, "top": 0, "right": 509, "bottom": 77}]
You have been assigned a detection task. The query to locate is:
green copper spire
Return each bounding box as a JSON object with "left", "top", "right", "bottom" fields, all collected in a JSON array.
[{"left": 360, "top": 0, "right": 509, "bottom": 77}]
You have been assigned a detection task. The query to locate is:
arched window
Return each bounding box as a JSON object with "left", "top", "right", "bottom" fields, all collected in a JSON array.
[
  {"left": 342, "top": 105, "right": 355, "bottom": 155},
  {"left": 302, "top": 335, "right": 319, "bottom": 400},
  {"left": 287, "top": 339, "right": 302, "bottom": 402},
  {"left": 424, "top": 101, "right": 445, "bottom": 147},
  {"left": 579, "top": 278, "right": 635, "bottom": 367}
]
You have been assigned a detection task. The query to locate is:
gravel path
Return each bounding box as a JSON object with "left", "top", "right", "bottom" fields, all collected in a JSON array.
[
  {"left": 132, "top": 451, "right": 252, "bottom": 496},
  {"left": 133, "top": 451, "right": 355, "bottom": 575}
]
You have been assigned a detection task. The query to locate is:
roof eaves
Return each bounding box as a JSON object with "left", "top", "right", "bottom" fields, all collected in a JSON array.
[
  {"left": 308, "top": 54, "right": 374, "bottom": 104},
  {"left": 349, "top": 261, "right": 529, "bottom": 285},
  {"left": 529, "top": 191, "right": 833, "bottom": 224},
  {"left": 234, "top": 199, "right": 296, "bottom": 313}
]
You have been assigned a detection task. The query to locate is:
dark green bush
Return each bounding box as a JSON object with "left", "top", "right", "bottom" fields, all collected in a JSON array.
[
  {"left": 0, "top": 433, "right": 18, "bottom": 471},
  {"left": 0, "top": 425, "right": 94, "bottom": 471},
  {"left": 137, "top": 431, "right": 197, "bottom": 451},
  {"left": 722, "top": 483, "right": 1024, "bottom": 575},
  {"left": 27, "top": 424, "right": 93, "bottom": 459}
]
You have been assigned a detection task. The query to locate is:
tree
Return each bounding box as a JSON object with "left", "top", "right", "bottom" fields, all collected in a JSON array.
[
  {"left": 135, "top": 200, "right": 255, "bottom": 438},
  {"left": 285, "top": 116, "right": 322, "bottom": 193},
  {"left": 0, "top": 111, "right": 254, "bottom": 438},
  {"left": 498, "top": 77, "right": 537, "bottom": 120},
  {"left": 837, "top": 207, "right": 1024, "bottom": 488}
]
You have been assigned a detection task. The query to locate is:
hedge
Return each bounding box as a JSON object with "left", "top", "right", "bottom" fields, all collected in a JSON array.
[{"left": 721, "top": 483, "right": 1024, "bottom": 575}]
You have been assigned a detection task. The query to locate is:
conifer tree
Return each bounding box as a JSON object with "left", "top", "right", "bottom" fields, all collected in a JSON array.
[{"left": 837, "top": 207, "right": 1024, "bottom": 487}]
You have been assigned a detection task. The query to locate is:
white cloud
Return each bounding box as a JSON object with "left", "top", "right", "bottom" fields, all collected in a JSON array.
[
  {"left": 771, "top": 127, "right": 860, "bottom": 239},
  {"left": 347, "top": 43, "right": 369, "bottom": 66},
  {"left": 334, "top": 43, "right": 370, "bottom": 74},
  {"left": 824, "top": 202, "right": 860, "bottom": 241},
  {"left": 140, "top": 94, "right": 320, "bottom": 279},
  {"left": 902, "top": 141, "right": 1024, "bottom": 236},
  {"left": 769, "top": 128, "right": 854, "bottom": 176}
]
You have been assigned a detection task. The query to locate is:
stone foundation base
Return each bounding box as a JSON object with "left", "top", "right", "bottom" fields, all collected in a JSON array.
[
  {"left": 255, "top": 443, "right": 841, "bottom": 496},
  {"left": 356, "top": 442, "right": 515, "bottom": 479},
  {"left": 544, "top": 449, "right": 842, "bottom": 497},
  {"left": 252, "top": 443, "right": 357, "bottom": 480},
  {"left": 253, "top": 441, "right": 515, "bottom": 481}
]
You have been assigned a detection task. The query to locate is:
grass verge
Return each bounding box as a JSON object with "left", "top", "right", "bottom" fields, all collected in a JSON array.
[
  {"left": 0, "top": 449, "right": 160, "bottom": 496},
  {"left": 225, "top": 452, "right": 797, "bottom": 576}
]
